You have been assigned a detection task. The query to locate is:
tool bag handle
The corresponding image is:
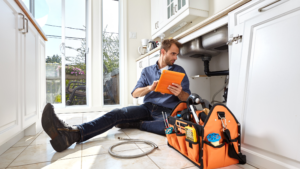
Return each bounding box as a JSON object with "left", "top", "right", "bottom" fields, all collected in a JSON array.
[{"left": 223, "top": 129, "right": 247, "bottom": 164}]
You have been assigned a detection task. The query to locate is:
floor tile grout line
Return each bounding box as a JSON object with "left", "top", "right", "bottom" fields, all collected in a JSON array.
[
  {"left": 4, "top": 156, "right": 82, "bottom": 169},
  {"left": 5, "top": 131, "right": 43, "bottom": 168},
  {"left": 146, "top": 155, "right": 161, "bottom": 169},
  {"left": 5, "top": 142, "right": 30, "bottom": 168},
  {"left": 122, "top": 129, "right": 162, "bottom": 169}
]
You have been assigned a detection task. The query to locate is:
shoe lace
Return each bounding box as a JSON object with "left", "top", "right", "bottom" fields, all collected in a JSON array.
[{"left": 59, "top": 119, "right": 71, "bottom": 128}]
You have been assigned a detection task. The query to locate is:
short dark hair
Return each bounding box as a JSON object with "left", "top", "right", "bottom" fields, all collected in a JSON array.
[{"left": 160, "top": 39, "right": 182, "bottom": 54}]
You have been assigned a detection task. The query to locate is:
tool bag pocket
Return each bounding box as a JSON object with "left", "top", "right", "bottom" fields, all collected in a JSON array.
[
  {"left": 185, "top": 139, "right": 200, "bottom": 163},
  {"left": 166, "top": 132, "right": 180, "bottom": 150},
  {"left": 203, "top": 141, "right": 226, "bottom": 168},
  {"left": 176, "top": 133, "right": 188, "bottom": 156}
]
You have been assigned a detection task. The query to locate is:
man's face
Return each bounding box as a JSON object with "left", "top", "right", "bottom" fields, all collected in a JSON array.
[{"left": 162, "top": 44, "right": 179, "bottom": 66}]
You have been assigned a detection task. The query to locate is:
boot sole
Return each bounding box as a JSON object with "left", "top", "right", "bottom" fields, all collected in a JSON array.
[{"left": 41, "top": 104, "right": 68, "bottom": 152}]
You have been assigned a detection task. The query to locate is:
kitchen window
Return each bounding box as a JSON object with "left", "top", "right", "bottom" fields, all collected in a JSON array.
[
  {"left": 102, "top": 0, "right": 120, "bottom": 105},
  {"left": 32, "top": 0, "right": 89, "bottom": 108}
]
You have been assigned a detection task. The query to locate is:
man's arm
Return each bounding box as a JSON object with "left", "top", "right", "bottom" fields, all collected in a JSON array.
[
  {"left": 168, "top": 83, "right": 190, "bottom": 101},
  {"left": 132, "top": 80, "right": 158, "bottom": 98}
]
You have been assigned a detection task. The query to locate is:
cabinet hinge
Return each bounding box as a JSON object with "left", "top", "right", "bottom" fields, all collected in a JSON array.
[{"left": 227, "top": 34, "right": 243, "bottom": 45}]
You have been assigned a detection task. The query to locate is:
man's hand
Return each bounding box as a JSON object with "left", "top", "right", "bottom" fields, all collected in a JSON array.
[
  {"left": 148, "top": 80, "right": 159, "bottom": 91},
  {"left": 168, "top": 83, "right": 189, "bottom": 101},
  {"left": 168, "top": 83, "right": 182, "bottom": 96}
]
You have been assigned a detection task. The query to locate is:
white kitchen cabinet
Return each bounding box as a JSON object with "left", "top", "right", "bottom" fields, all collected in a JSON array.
[
  {"left": 227, "top": 0, "right": 300, "bottom": 168},
  {"left": 0, "top": 0, "right": 23, "bottom": 146},
  {"left": 151, "top": 0, "right": 159, "bottom": 35},
  {"left": 23, "top": 15, "right": 39, "bottom": 129},
  {"left": 148, "top": 50, "right": 160, "bottom": 66},
  {"left": 136, "top": 56, "right": 149, "bottom": 105},
  {"left": 0, "top": 0, "right": 46, "bottom": 147},
  {"left": 151, "top": 0, "right": 168, "bottom": 36},
  {"left": 151, "top": 0, "right": 209, "bottom": 39}
]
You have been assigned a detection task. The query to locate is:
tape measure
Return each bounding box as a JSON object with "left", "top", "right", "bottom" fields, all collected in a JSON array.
[{"left": 185, "top": 126, "right": 197, "bottom": 142}]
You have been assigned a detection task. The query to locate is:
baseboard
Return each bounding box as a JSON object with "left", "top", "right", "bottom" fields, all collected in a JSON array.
[
  {"left": 242, "top": 148, "right": 300, "bottom": 169},
  {"left": 54, "top": 106, "right": 117, "bottom": 114},
  {"left": 0, "top": 131, "right": 24, "bottom": 155}
]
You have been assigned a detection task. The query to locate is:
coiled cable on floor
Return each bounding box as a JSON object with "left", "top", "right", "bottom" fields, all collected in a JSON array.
[{"left": 108, "top": 137, "right": 158, "bottom": 158}]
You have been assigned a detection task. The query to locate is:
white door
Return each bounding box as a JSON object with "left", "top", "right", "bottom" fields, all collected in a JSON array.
[
  {"left": 228, "top": 0, "right": 300, "bottom": 168},
  {"left": 23, "top": 19, "right": 38, "bottom": 128},
  {"left": 0, "top": 0, "right": 23, "bottom": 145}
]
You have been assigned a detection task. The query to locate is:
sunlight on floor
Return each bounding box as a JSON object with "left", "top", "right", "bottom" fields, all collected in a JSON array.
[{"left": 0, "top": 112, "right": 258, "bottom": 169}]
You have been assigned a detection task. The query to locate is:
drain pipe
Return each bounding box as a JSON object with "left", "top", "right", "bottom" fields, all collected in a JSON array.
[{"left": 201, "top": 56, "right": 229, "bottom": 77}]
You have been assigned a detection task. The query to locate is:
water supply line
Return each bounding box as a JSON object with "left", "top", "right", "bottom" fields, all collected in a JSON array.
[
  {"left": 108, "top": 137, "right": 158, "bottom": 158},
  {"left": 211, "top": 75, "right": 229, "bottom": 104}
]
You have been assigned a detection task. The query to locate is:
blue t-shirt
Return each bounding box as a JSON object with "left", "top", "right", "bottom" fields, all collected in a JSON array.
[{"left": 131, "top": 62, "right": 191, "bottom": 109}]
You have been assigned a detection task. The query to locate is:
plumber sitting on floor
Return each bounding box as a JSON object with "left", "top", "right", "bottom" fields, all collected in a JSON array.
[{"left": 41, "top": 39, "right": 191, "bottom": 152}]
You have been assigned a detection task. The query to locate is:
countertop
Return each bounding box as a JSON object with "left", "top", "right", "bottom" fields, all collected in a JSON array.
[
  {"left": 136, "top": 0, "right": 251, "bottom": 62},
  {"left": 14, "top": 0, "right": 47, "bottom": 41}
]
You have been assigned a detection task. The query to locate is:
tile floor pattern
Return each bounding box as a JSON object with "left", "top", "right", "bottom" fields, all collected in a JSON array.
[{"left": 0, "top": 112, "right": 258, "bottom": 169}]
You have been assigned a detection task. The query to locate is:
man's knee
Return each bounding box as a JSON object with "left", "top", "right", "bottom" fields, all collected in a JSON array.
[{"left": 103, "top": 108, "right": 125, "bottom": 121}]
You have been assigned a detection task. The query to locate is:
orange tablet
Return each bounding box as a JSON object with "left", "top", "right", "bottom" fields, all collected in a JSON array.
[{"left": 155, "top": 70, "right": 185, "bottom": 94}]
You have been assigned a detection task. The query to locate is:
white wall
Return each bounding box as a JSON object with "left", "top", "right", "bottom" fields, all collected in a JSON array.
[{"left": 126, "top": 0, "right": 152, "bottom": 105}]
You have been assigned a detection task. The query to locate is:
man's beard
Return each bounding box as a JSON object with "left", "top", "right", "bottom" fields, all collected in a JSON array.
[{"left": 165, "top": 58, "right": 175, "bottom": 66}]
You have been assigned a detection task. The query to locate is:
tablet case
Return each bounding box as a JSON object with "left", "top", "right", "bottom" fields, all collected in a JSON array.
[{"left": 155, "top": 70, "right": 185, "bottom": 94}]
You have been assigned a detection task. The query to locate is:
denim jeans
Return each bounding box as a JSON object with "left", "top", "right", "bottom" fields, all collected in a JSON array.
[{"left": 76, "top": 102, "right": 173, "bottom": 142}]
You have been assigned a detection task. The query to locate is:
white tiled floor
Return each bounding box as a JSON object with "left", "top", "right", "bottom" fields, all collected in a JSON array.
[{"left": 0, "top": 112, "right": 258, "bottom": 169}]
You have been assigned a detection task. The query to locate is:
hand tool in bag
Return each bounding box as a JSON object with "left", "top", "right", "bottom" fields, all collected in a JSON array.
[
  {"left": 165, "top": 127, "right": 173, "bottom": 134},
  {"left": 165, "top": 112, "right": 170, "bottom": 127},
  {"left": 162, "top": 111, "right": 168, "bottom": 128},
  {"left": 185, "top": 126, "right": 197, "bottom": 142},
  {"left": 186, "top": 93, "right": 213, "bottom": 124},
  {"left": 207, "top": 133, "right": 221, "bottom": 146}
]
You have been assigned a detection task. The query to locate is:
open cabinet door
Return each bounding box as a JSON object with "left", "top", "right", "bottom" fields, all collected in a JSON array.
[{"left": 227, "top": 0, "right": 300, "bottom": 168}]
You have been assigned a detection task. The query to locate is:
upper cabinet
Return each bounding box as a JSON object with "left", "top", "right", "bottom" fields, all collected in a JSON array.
[{"left": 151, "top": 0, "right": 209, "bottom": 39}]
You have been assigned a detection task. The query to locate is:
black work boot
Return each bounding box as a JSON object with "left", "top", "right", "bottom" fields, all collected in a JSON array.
[
  {"left": 41, "top": 103, "right": 81, "bottom": 152},
  {"left": 115, "top": 122, "right": 141, "bottom": 129}
]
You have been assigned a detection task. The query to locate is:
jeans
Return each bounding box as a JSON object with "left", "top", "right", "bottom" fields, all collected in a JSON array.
[{"left": 76, "top": 102, "right": 173, "bottom": 142}]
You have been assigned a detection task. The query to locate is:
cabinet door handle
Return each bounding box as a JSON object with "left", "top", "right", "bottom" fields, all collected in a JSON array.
[
  {"left": 18, "top": 13, "right": 25, "bottom": 31},
  {"left": 175, "top": 5, "right": 177, "bottom": 13},
  {"left": 258, "top": 0, "right": 281, "bottom": 12},
  {"left": 23, "top": 18, "right": 28, "bottom": 34}
]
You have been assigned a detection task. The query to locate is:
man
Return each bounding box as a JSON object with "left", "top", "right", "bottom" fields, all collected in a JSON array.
[{"left": 42, "top": 39, "right": 191, "bottom": 152}]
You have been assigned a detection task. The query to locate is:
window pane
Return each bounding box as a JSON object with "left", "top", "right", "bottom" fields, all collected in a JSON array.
[
  {"left": 171, "top": 3, "right": 174, "bottom": 16},
  {"left": 22, "top": 0, "right": 30, "bottom": 10},
  {"left": 36, "top": 0, "right": 63, "bottom": 104},
  {"left": 182, "top": 0, "right": 186, "bottom": 7},
  {"left": 178, "top": 0, "right": 181, "bottom": 10},
  {"left": 103, "top": 0, "right": 120, "bottom": 105},
  {"left": 65, "top": 0, "right": 87, "bottom": 106}
]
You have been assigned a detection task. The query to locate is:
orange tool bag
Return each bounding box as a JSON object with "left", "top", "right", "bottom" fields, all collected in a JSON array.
[{"left": 166, "top": 102, "right": 246, "bottom": 169}]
